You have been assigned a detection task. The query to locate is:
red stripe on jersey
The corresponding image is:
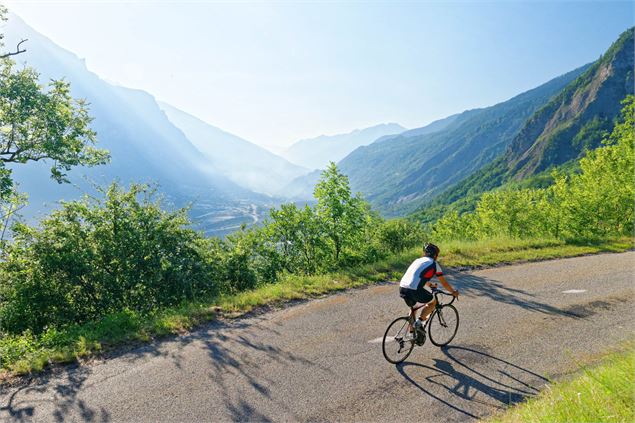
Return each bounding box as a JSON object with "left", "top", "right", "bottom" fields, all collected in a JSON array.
[{"left": 423, "top": 268, "right": 435, "bottom": 279}]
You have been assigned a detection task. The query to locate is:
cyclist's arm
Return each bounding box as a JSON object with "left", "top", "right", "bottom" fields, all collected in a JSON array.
[{"left": 437, "top": 275, "right": 459, "bottom": 297}]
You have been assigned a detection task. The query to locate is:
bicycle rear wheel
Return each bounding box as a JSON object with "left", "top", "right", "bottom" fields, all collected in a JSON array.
[
  {"left": 428, "top": 305, "right": 459, "bottom": 347},
  {"left": 382, "top": 316, "right": 415, "bottom": 364}
]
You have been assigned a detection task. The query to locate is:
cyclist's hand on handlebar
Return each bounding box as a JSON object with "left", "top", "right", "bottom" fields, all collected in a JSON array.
[{"left": 451, "top": 290, "right": 459, "bottom": 298}]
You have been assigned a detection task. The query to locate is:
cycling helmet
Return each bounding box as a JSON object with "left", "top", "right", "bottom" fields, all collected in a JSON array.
[{"left": 424, "top": 242, "right": 440, "bottom": 258}]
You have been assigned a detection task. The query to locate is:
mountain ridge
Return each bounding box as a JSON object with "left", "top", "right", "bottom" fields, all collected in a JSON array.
[
  {"left": 159, "top": 102, "right": 308, "bottom": 196},
  {"left": 282, "top": 123, "right": 406, "bottom": 170},
  {"left": 508, "top": 26, "right": 634, "bottom": 178},
  {"left": 336, "top": 62, "right": 591, "bottom": 215},
  {"left": 425, "top": 27, "right": 635, "bottom": 212},
  {"left": 5, "top": 13, "right": 271, "bottom": 234}
]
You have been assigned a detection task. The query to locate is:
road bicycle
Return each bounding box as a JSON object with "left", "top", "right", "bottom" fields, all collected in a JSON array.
[{"left": 382, "top": 288, "right": 459, "bottom": 364}]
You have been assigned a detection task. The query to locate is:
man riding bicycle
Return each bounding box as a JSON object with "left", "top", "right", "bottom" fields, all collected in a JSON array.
[{"left": 399, "top": 243, "right": 459, "bottom": 327}]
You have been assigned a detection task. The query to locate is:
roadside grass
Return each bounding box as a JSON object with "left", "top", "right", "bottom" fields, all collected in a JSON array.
[
  {"left": 441, "top": 236, "right": 633, "bottom": 268},
  {"left": 0, "top": 236, "right": 632, "bottom": 378},
  {"left": 489, "top": 346, "right": 635, "bottom": 423}
]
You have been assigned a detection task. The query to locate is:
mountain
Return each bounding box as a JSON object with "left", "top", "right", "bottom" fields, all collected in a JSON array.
[
  {"left": 282, "top": 123, "right": 406, "bottom": 170},
  {"left": 279, "top": 115, "right": 457, "bottom": 200},
  {"left": 279, "top": 169, "right": 322, "bottom": 200},
  {"left": 5, "top": 14, "right": 269, "bottom": 235},
  {"left": 376, "top": 114, "right": 459, "bottom": 143},
  {"left": 431, "top": 27, "right": 635, "bottom": 209},
  {"left": 336, "top": 64, "right": 591, "bottom": 216},
  {"left": 159, "top": 102, "right": 308, "bottom": 196},
  {"left": 509, "top": 27, "right": 634, "bottom": 178}
]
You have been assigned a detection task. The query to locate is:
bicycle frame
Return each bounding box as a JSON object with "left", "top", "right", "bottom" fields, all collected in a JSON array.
[{"left": 406, "top": 289, "right": 456, "bottom": 332}]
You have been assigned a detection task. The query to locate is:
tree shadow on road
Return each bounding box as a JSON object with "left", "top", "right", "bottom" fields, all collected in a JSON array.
[
  {"left": 194, "top": 317, "right": 332, "bottom": 422},
  {"left": 0, "top": 315, "right": 327, "bottom": 423},
  {"left": 446, "top": 271, "right": 580, "bottom": 317},
  {"left": 0, "top": 364, "right": 110, "bottom": 423},
  {"left": 396, "top": 345, "right": 549, "bottom": 420},
  {"left": 133, "top": 315, "right": 332, "bottom": 422}
]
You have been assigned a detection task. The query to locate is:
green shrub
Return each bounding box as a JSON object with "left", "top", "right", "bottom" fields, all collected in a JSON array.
[
  {"left": 0, "top": 330, "right": 37, "bottom": 368},
  {"left": 377, "top": 218, "right": 425, "bottom": 254},
  {"left": 0, "top": 183, "right": 224, "bottom": 334},
  {"left": 0, "top": 163, "right": 411, "bottom": 339}
]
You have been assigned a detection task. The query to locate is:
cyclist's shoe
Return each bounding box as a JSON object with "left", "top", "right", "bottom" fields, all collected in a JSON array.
[
  {"left": 414, "top": 320, "right": 427, "bottom": 345},
  {"left": 410, "top": 319, "right": 422, "bottom": 333},
  {"left": 415, "top": 329, "right": 426, "bottom": 346}
]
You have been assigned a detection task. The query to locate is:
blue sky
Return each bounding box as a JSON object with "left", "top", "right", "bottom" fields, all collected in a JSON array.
[{"left": 5, "top": 1, "right": 634, "bottom": 151}]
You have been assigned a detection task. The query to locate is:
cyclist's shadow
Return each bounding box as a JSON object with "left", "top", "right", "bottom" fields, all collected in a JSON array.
[{"left": 396, "top": 345, "right": 548, "bottom": 419}]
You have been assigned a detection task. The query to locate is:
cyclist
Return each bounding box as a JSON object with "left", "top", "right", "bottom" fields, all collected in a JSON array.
[{"left": 399, "top": 243, "right": 459, "bottom": 328}]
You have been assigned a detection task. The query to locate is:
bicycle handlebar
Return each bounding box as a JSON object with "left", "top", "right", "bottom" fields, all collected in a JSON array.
[{"left": 432, "top": 288, "right": 457, "bottom": 305}]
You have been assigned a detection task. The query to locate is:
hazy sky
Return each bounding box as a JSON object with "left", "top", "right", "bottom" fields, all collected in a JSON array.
[{"left": 5, "top": 1, "right": 634, "bottom": 151}]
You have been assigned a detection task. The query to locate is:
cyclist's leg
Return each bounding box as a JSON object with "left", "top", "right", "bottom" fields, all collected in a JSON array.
[
  {"left": 418, "top": 299, "right": 436, "bottom": 322},
  {"left": 399, "top": 288, "right": 418, "bottom": 332},
  {"left": 415, "top": 285, "right": 435, "bottom": 321}
]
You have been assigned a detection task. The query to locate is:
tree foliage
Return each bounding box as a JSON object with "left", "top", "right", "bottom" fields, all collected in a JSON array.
[
  {"left": 314, "top": 162, "right": 367, "bottom": 263},
  {"left": 0, "top": 8, "right": 109, "bottom": 199}
]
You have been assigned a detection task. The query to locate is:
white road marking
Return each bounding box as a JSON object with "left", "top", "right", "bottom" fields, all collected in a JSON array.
[
  {"left": 562, "top": 289, "right": 587, "bottom": 294},
  {"left": 368, "top": 337, "right": 385, "bottom": 344}
]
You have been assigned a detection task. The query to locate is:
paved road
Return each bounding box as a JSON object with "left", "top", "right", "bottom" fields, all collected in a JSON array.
[{"left": 2, "top": 252, "right": 634, "bottom": 422}]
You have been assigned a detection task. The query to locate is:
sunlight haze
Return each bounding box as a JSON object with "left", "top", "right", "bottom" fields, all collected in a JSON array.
[{"left": 5, "top": 0, "right": 633, "bottom": 149}]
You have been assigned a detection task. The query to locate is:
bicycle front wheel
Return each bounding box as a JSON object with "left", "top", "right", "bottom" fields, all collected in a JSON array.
[
  {"left": 382, "top": 316, "right": 415, "bottom": 364},
  {"left": 428, "top": 305, "right": 459, "bottom": 347}
]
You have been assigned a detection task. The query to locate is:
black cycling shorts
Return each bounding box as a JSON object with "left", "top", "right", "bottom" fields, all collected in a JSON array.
[{"left": 399, "top": 286, "right": 433, "bottom": 307}]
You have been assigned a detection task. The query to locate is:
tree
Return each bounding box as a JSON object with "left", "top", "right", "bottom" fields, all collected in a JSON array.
[
  {"left": 313, "top": 162, "right": 367, "bottom": 264},
  {"left": 433, "top": 210, "right": 476, "bottom": 241},
  {"left": 0, "top": 9, "right": 109, "bottom": 199},
  {"left": 268, "top": 203, "right": 326, "bottom": 275},
  {"left": 0, "top": 5, "right": 26, "bottom": 60},
  {"left": 562, "top": 95, "right": 634, "bottom": 238}
]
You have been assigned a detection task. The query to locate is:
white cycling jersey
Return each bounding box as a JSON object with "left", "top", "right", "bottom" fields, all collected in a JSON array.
[{"left": 399, "top": 257, "right": 443, "bottom": 290}]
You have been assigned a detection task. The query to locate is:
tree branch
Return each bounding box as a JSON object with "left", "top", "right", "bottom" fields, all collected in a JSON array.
[{"left": 0, "top": 39, "right": 27, "bottom": 59}]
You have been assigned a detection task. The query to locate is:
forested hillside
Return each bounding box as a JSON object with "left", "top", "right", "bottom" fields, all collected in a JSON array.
[
  {"left": 337, "top": 64, "right": 589, "bottom": 215},
  {"left": 280, "top": 114, "right": 459, "bottom": 201},
  {"left": 425, "top": 27, "right": 635, "bottom": 213},
  {"left": 431, "top": 96, "right": 633, "bottom": 241}
]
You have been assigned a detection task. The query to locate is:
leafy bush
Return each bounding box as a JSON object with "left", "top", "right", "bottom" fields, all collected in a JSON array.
[
  {"left": 265, "top": 164, "right": 387, "bottom": 274},
  {"left": 0, "top": 330, "right": 37, "bottom": 368},
  {"left": 0, "top": 183, "right": 223, "bottom": 334},
  {"left": 377, "top": 218, "right": 425, "bottom": 254},
  {"left": 267, "top": 203, "right": 327, "bottom": 275},
  {"left": 313, "top": 163, "right": 371, "bottom": 265}
]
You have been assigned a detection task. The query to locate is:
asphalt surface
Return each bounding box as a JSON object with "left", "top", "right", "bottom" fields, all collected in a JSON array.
[{"left": 1, "top": 252, "right": 634, "bottom": 422}]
